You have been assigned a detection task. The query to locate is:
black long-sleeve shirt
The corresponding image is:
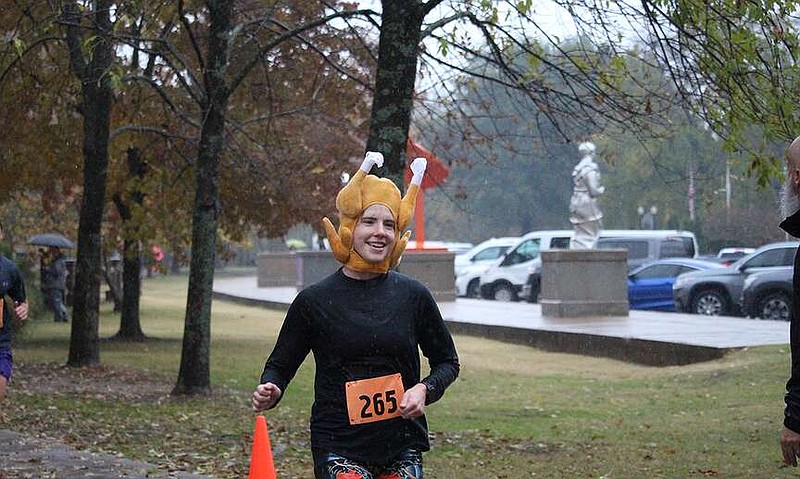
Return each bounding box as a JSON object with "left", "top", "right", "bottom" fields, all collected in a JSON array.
[
  {"left": 0, "top": 256, "right": 26, "bottom": 352},
  {"left": 781, "top": 212, "right": 800, "bottom": 432},
  {"left": 259, "top": 268, "right": 460, "bottom": 463}
]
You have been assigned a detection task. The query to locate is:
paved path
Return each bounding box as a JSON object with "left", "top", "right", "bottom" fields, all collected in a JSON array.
[
  {"left": 0, "top": 429, "right": 217, "bottom": 478},
  {"left": 213, "top": 275, "right": 790, "bottom": 366}
]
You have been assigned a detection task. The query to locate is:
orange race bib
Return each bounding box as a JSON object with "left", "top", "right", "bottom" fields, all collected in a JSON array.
[{"left": 345, "top": 373, "right": 404, "bottom": 425}]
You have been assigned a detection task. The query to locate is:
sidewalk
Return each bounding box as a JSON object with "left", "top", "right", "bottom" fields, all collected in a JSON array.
[
  {"left": 212, "top": 275, "right": 790, "bottom": 366},
  {"left": 0, "top": 429, "right": 218, "bottom": 479}
]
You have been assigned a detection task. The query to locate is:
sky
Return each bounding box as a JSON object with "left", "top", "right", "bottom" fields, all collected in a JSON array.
[{"left": 355, "top": 0, "right": 581, "bottom": 42}]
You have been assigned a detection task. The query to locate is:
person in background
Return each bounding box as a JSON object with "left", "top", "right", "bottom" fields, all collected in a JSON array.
[
  {"left": 42, "top": 246, "right": 67, "bottom": 322},
  {"left": 252, "top": 152, "right": 460, "bottom": 479},
  {"left": 38, "top": 247, "right": 49, "bottom": 290},
  {"left": 0, "top": 221, "right": 29, "bottom": 400},
  {"left": 780, "top": 135, "right": 800, "bottom": 466}
]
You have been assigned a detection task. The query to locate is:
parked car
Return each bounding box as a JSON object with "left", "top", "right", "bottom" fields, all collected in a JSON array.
[
  {"left": 741, "top": 266, "right": 793, "bottom": 321},
  {"left": 454, "top": 237, "right": 520, "bottom": 298},
  {"left": 518, "top": 229, "right": 699, "bottom": 303},
  {"left": 717, "top": 247, "right": 755, "bottom": 266},
  {"left": 595, "top": 230, "right": 699, "bottom": 271},
  {"left": 627, "top": 258, "right": 725, "bottom": 311},
  {"left": 696, "top": 254, "right": 727, "bottom": 264},
  {"left": 406, "top": 240, "right": 473, "bottom": 253},
  {"left": 673, "top": 241, "right": 799, "bottom": 316}
]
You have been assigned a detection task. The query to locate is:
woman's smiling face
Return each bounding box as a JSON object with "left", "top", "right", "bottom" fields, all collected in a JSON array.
[{"left": 351, "top": 204, "right": 397, "bottom": 264}]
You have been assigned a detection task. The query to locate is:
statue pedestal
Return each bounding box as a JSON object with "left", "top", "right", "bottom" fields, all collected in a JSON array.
[
  {"left": 257, "top": 251, "right": 339, "bottom": 289},
  {"left": 397, "top": 250, "right": 456, "bottom": 302},
  {"left": 539, "top": 249, "right": 629, "bottom": 317},
  {"left": 257, "top": 252, "right": 297, "bottom": 287},
  {"left": 295, "top": 251, "right": 340, "bottom": 290}
]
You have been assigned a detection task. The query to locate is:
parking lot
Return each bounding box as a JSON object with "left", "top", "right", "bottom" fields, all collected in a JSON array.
[{"left": 455, "top": 233, "right": 798, "bottom": 321}]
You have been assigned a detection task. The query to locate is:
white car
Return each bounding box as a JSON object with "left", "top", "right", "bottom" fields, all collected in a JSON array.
[
  {"left": 454, "top": 237, "right": 520, "bottom": 298},
  {"left": 717, "top": 247, "right": 755, "bottom": 265}
]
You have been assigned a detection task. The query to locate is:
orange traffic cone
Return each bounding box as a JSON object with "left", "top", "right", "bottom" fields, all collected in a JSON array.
[{"left": 248, "top": 415, "right": 277, "bottom": 479}]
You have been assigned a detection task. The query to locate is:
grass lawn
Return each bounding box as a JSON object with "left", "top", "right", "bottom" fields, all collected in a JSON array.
[{"left": 2, "top": 273, "right": 797, "bottom": 478}]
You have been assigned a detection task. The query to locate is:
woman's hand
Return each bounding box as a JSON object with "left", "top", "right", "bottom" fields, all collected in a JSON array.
[
  {"left": 252, "top": 382, "right": 282, "bottom": 411},
  {"left": 398, "top": 383, "right": 427, "bottom": 419}
]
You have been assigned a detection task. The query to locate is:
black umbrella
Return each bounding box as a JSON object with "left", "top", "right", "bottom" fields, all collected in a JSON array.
[{"left": 27, "top": 233, "right": 75, "bottom": 249}]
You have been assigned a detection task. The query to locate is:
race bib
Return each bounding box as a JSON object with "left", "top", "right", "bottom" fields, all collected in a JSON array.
[{"left": 345, "top": 373, "right": 404, "bottom": 425}]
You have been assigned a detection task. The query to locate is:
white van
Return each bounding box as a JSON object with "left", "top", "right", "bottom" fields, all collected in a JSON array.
[
  {"left": 454, "top": 236, "right": 520, "bottom": 297},
  {"left": 479, "top": 229, "right": 698, "bottom": 302},
  {"left": 478, "top": 230, "right": 573, "bottom": 301}
]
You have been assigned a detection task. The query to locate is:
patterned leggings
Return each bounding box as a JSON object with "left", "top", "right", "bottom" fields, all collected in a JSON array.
[{"left": 313, "top": 448, "right": 422, "bottom": 479}]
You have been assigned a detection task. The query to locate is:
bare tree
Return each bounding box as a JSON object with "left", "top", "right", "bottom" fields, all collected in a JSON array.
[{"left": 62, "top": 0, "right": 114, "bottom": 367}]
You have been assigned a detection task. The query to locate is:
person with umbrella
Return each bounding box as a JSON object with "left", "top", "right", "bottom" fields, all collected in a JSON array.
[
  {"left": 41, "top": 246, "right": 68, "bottom": 323},
  {"left": 27, "top": 233, "right": 75, "bottom": 250},
  {"left": 0, "top": 221, "right": 29, "bottom": 400},
  {"left": 27, "top": 232, "right": 72, "bottom": 323}
]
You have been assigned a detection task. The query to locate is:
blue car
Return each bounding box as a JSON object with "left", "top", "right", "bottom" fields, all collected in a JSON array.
[{"left": 628, "top": 258, "right": 726, "bottom": 311}]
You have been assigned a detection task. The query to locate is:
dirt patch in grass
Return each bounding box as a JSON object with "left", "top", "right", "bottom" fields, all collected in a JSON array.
[{"left": 13, "top": 361, "right": 173, "bottom": 400}]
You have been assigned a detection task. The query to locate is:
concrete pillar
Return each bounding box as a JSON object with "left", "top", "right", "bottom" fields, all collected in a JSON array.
[
  {"left": 539, "top": 249, "right": 629, "bottom": 317},
  {"left": 256, "top": 252, "right": 296, "bottom": 287},
  {"left": 397, "top": 251, "right": 456, "bottom": 303},
  {"left": 295, "top": 251, "right": 339, "bottom": 290}
]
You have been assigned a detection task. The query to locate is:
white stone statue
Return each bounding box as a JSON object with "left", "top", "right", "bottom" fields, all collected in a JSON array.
[{"left": 569, "top": 141, "right": 605, "bottom": 249}]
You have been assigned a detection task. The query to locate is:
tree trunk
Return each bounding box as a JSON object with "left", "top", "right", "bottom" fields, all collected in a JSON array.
[
  {"left": 172, "top": 0, "right": 234, "bottom": 396},
  {"left": 65, "top": 1, "right": 114, "bottom": 367},
  {"left": 366, "top": 1, "right": 425, "bottom": 190},
  {"left": 116, "top": 237, "right": 144, "bottom": 339},
  {"left": 102, "top": 256, "right": 122, "bottom": 312},
  {"left": 109, "top": 147, "right": 147, "bottom": 341}
]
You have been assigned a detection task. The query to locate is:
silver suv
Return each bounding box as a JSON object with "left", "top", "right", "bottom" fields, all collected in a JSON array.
[
  {"left": 673, "top": 241, "right": 799, "bottom": 316},
  {"left": 740, "top": 267, "right": 793, "bottom": 321}
]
